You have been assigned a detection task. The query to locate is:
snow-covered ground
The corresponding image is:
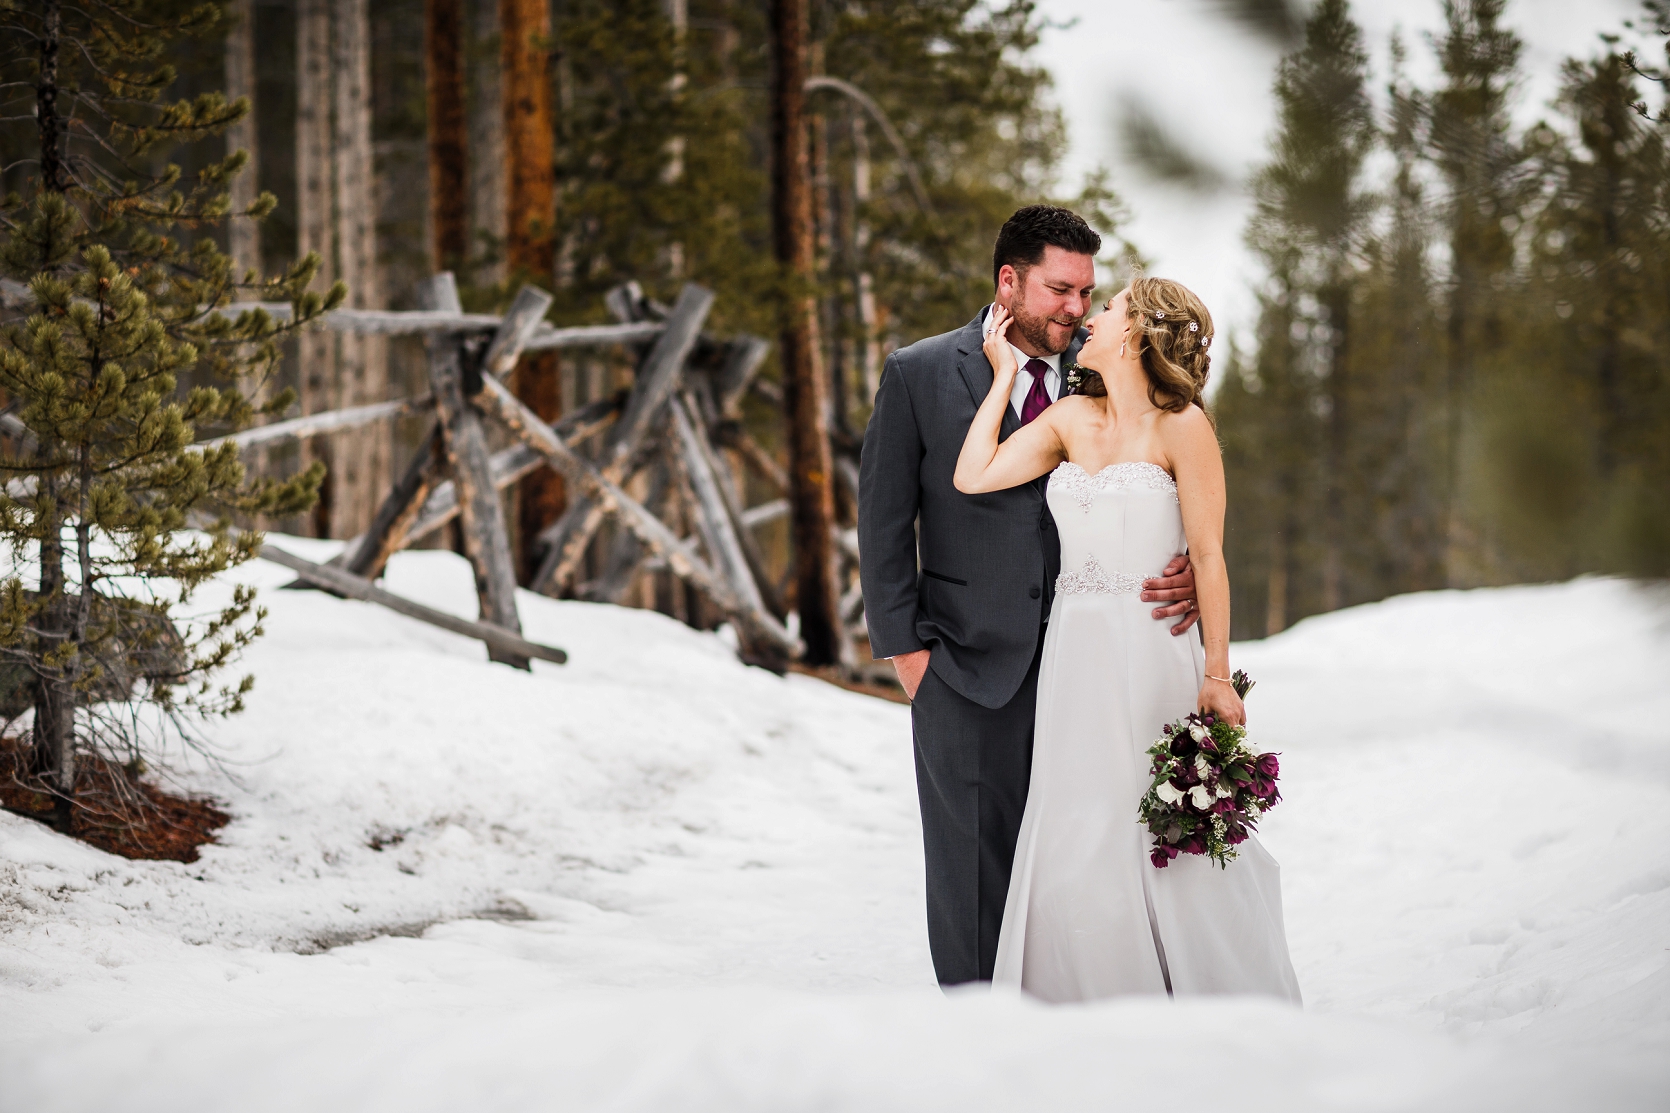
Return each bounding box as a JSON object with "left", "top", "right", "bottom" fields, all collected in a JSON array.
[{"left": 1, "top": 545, "right": 1665, "bottom": 1111}]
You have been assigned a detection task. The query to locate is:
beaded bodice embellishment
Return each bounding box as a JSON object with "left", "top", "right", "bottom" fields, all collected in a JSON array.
[
  {"left": 1048, "top": 460, "right": 1178, "bottom": 512},
  {"left": 1055, "top": 555, "right": 1147, "bottom": 597}
]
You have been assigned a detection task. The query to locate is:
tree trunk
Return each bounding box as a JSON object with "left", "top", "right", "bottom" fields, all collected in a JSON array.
[
  {"left": 770, "top": 0, "right": 840, "bottom": 666},
  {"left": 426, "top": 0, "right": 469, "bottom": 274},
  {"left": 1321, "top": 282, "right": 1349, "bottom": 613},
  {"left": 1265, "top": 526, "right": 1287, "bottom": 637},
  {"left": 467, "top": 0, "right": 507, "bottom": 287},
  {"left": 849, "top": 111, "right": 881, "bottom": 405},
  {"left": 298, "top": 0, "right": 388, "bottom": 540},
  {"left": 296, "top": 0, "right": 336, "bottom": 538},
  {"left": 330, "top": 0, "right": 388, "bottom": 539},
  {"left": 501, "top": 0, "right": 561, "bottom": 578},
  {"left": 225, "top": 0, "right": 260, "bottom": 274},
  {"left": 29, "top": 2, "right": 72, "bottom": 828},
  {"left": 36, "top": 0, "right": 65, "bottom": 193}
]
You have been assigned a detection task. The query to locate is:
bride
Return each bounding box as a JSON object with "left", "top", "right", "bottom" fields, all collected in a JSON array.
[{"left": 953, "top": 277, "right": 1301, "bottom": 1004}]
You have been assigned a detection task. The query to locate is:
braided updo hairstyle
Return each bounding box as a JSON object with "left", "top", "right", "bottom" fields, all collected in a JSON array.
[{"left": 1077, "top": 277, "right": 1214, "bottom": 413}]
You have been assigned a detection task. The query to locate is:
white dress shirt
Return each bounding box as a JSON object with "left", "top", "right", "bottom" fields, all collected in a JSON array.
[{"left": 983, "top": 304, "right": 1061, "bottom": 421}]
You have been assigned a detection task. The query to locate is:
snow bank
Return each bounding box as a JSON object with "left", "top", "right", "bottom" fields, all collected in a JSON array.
[{"left": 0, "top": 550, "right": 1664, "bottom": 1111}]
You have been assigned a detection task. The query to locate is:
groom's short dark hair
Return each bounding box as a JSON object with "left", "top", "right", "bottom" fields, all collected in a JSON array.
[{"left": 993, "top": 205, "right": 1101, "bottom": 287}]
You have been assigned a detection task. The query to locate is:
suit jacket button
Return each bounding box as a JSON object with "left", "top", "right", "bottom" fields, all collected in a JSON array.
[{"left": 1029, "top": 585, "right": 1041, "bottom": 599}]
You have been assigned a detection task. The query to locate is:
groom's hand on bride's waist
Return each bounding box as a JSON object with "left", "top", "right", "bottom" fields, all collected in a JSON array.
[{"left": 1141, "top": 555, "right": 1201, "bottom": 636}]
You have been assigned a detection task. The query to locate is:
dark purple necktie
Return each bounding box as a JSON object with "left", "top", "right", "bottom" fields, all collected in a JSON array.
[{"left": 1019, "top": 359, "right": 1053, "bottom": 425}]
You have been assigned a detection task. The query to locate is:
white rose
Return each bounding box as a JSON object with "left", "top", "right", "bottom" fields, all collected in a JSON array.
[
  {"left": 1188, "top": 722, "right": 1208, "bottom": 742},
  {"left": 1215, "top": 782, "right": 1234, "bottom": 799},
  {"left": 1189, "top": 785, "right": 1214, "bottom": 810},
  {"left": 1194, "top": 754, "right": 1213, "bottom": 779},
  {"left": 1156, "top": 781, "right": 1186, "bottom": 806}
]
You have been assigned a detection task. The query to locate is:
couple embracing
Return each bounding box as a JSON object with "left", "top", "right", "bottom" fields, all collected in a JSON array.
[{"left": 858, "top": 205, "right": 1301, "bottom": 1003}]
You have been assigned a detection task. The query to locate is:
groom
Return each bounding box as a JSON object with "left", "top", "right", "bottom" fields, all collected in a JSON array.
[{"left": 857, "top": 205, "right": 1200, "bottom": 986}]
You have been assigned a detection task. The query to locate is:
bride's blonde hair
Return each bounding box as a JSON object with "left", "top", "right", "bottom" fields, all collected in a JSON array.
[{"left": 1078, "top": 276, "right": 1215, "bottom": 413}]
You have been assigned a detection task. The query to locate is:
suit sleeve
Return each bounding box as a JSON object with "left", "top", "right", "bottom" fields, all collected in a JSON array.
[{"left": 858, "top": 351, "right": 926, "bottom": 660}]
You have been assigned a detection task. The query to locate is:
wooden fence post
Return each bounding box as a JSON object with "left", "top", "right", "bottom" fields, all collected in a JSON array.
[
  {"left": 531, "top": 283, "right": 715, "bottom": 595},
  {"left": 415, "top": 272, "right": 529, "bottom": 670}
]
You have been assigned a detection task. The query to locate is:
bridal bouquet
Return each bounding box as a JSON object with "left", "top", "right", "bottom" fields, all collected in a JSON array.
[{"left": 1139, "top": 670, "right": 1281, "bottom": 870}]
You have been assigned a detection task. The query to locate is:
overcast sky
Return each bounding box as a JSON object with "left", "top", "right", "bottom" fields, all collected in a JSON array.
[{"left": 1034, "top": 0, "right": 1648, "bottom": 341}]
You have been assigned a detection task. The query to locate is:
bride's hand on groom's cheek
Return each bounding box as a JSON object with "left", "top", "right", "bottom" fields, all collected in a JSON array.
[
  {"left": 983, "top": 306, "right": 1019, "bottom": 382},
  {"left": 1142, "top": 555, "right": 1200, "bottom": 636}
]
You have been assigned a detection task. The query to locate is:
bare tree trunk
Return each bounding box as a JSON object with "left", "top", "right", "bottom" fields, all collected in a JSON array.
[
  {"left": 331, "top": 0, "right": 387, "bottom": 539},
  {"left": 467, "top": 0, "right": 507, "bottom": 287},
  {"left": 771, "top": 0, "right": 840, "bottom": 666},
  {"left": 225, "top": 0, "right": 260, "bottom": 274},
  {"left": 296, "top": 0, "right": 337, "bottom": 538},
  {"left": 1321, "top": 283, "right": 1349, "bottom": 613},
  {"left": 36, "top": 0, "right": 65, "bottom": 193},
  {"left": 849, "top": 112, "right": 880, "bottom": 404},
  {"left": 426, "top": 0, "right": 469, "bottom": 274},
  {"left": 1265, "top": 527, "right": 1288, "bottom": 637},
  {"left": 502, "top": 0, "right": 561, "bottom": 578},
  {"left": 298, "top": 0, "right": 388, "bottom": 539},
  {"left": 28, "top": 2, "right": 73, "bottom": 829}
]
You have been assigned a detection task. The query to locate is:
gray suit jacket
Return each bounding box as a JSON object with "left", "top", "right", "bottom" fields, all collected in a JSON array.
[{"left": 858, "top": 310, "right": 1086, "bottom": 710}]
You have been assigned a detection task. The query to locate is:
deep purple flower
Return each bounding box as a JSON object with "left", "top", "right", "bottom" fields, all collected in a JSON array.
[
  {"left": 1257, "top": 753, "right": 1280, "bottom": 778},
  {"left": 1151, "top": 845, "right": 1177, "bottom": 868}
]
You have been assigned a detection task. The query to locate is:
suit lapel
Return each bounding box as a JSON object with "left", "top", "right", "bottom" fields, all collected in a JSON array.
[{"left": 956, "top": 310, "right": 1022, "bottom": 442}]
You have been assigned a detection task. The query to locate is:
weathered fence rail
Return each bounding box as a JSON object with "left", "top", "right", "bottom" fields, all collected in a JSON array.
[{"left": 4, "top": 272, "right": 828, "bottom": 673}]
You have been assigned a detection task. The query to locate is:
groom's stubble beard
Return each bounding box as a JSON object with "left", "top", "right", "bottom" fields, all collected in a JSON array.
[{"left": 1010, "top": 287, "right": 1080, "bottom": 356}]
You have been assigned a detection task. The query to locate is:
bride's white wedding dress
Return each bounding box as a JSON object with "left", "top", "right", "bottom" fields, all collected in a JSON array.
[{"left": 992, "top": 461, "right": 1302, "bottom": 1004}]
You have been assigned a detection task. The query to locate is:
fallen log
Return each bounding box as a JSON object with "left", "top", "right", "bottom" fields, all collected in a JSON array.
[{"left": 257, "top": 544, "right": 567, "bottom": 665}]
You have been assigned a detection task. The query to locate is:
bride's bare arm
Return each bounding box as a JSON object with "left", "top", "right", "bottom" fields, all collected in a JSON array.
[
  {"left": 953, "top": 305, "right": 1067, "bottom": 494},
  {"left": 1164, "top": 405, "right": 1244, "bottom": 726}
]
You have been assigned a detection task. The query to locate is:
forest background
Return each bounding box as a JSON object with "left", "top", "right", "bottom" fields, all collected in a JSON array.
[{"left": 4, "top": 0, "right": 1663, "bottom": 649}]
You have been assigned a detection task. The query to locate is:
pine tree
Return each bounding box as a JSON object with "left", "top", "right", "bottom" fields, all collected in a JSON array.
[
  {"left": 1427, "top": 0, "right": 1527, "bottom": 583},
  {"left": 1245, "top": 0, "right": 1374, "bottom": 613},
  {"left": 1353, "top": 36, "right": 1446, "bottom": 594},
  {"left": 0, "top": 0, "right": 331, "bottom": 830},
  {"left": 1522, "top": 47, "right": 1670, "bottom": 574}
]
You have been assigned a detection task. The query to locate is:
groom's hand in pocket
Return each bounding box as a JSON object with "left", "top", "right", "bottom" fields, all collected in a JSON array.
[
  {"left": 1142, "top": 555, "right": 1200, "bottom": 636},
  {"left": 890, "top": 649, "right": 931, "bottom": 701}
]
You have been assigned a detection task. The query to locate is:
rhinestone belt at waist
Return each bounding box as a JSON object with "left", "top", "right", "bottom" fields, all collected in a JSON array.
[{"left": 1055, "top": 555, "right": 1151, "bottom": 596}]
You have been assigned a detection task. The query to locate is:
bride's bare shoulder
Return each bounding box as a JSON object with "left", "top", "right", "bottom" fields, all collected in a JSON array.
[
  {"left": 1156, "top": 402, "right": 1214, "bottom": 437},
  {"left": 1048, "top": 394, "right": 1100, "bottom": 421},
  {"left": 1155, "top": 403, "right": 1220, "bottom": 457}
]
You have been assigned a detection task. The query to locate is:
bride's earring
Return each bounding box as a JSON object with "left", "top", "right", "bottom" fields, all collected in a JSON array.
[{"left": 1120, "top": 340, "right": 1127, "bottom": 358}]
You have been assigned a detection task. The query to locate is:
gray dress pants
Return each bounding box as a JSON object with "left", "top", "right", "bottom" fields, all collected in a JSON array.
[{"left": 908, "top": 630, "right": 1045, "bottom": 986}]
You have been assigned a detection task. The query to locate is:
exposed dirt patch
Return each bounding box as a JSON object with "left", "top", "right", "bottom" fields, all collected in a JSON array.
[
  {"left": 0, "top": 736, "right": 230, "bottom": 863},
  {"left": 788, "top": 663, "right": 910, "bottom": 705}
]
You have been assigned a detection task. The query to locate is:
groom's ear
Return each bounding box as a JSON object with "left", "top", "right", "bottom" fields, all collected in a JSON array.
[{"left": 995, "top": 264, "right": 1021, "bottom": 302}]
